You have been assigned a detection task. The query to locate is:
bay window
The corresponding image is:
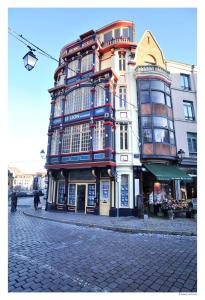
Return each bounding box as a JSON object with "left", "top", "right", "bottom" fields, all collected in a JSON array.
[
  {"left": 54, "top": 96, "right": 63, "bottom": 117},
  {"left": 50, "top": 129, "right": 60, "bottom": 155},
  {"left": 95, "top": 86, "right": 105, "bottom": 107},
  {"left": 64, "top": 87, "right": 91, "bottom": 114},
  {"left": 67, "top": 59, "right": 79, "bottom": 78},
  {"left": 81, "top": 53, "right": 93, "bottom": 73},
  {"left": 154, "top": 129, "right": 169, "bottom": 143},
  {"left": 93, "top": 121, "right": 105, "bottom": 150}
]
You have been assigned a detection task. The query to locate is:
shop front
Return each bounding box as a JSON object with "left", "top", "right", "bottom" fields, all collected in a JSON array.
[{"left": 142, "top": 163, "right": 192, "bottom": 217}]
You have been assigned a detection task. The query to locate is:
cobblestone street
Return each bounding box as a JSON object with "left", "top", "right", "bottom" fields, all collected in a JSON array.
[{"left": 8, "top": 203, "right": 197, "bottom": 293}]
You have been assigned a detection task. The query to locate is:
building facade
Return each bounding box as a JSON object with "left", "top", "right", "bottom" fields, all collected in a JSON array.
[{"left": 45, "top": 20, "right": 196, "bottom": 216}]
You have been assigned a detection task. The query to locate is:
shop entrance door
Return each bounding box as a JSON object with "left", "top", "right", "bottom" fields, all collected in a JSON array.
[{"left": 77, "top": 185, "right": 86, "bottom": 212}]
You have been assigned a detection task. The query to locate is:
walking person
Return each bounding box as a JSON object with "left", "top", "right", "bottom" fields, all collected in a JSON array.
[
  {"left": 34, "top": 191, "right": 40, "bottom": 210},
  {"left": 11, "top": 191, "right": 18, "bottom": 212}
]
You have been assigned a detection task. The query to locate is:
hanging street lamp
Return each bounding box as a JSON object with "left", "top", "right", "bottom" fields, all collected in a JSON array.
[
  {"left": 22, "top": 46, "right": 38, "bottom": 71},
  {"left": 177, "top": 148, "right": 185, "bottom": 163}
]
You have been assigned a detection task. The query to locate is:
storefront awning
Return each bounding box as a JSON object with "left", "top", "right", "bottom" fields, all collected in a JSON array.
[{"left": 144, "top": 164, "right": 192, "bottom": 181}]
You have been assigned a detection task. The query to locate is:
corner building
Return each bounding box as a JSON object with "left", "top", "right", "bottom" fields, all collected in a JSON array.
[{"left": 46, "top": 20, "right": 195, "bottom": 216}]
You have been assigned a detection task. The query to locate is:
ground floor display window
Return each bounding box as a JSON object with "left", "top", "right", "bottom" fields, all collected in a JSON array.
[
  {"left": 87, "top": 184, "right": 96, "bottom": 206},
  {"left": 121, "top": 175, "right": 129, "bottom": 207},
  {"left": 57, "top": 181, "right": 65, "bottom": 204},
  {"left": 68, "top": 184, "right": 76, "bottom": 205}
]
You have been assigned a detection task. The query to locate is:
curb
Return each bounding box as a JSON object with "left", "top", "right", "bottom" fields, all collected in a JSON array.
[{"left": 23, "top": 211, "right": 196, "bottom": 237}]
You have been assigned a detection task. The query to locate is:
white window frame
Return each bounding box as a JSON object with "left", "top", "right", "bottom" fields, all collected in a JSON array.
[{"left": 120, "top": 124, "right": 128, "bottom": 150}]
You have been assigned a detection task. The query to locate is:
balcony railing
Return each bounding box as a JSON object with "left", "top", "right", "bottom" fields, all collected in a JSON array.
[
  {"left": 101, "top": 37, "right": 130, "bottom": 48},
  {"left": 136, "top": 65, "right": 170, "bottom": 80}
]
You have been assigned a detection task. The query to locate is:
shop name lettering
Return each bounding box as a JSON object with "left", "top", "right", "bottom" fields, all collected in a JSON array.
[{"left": 65, "top": 112, "right": 90, "bottom": 122}]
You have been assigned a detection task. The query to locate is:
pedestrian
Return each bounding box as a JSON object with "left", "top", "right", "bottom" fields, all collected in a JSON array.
[
  {"left": 11, "top": 191, "right": 18, "bottom": 212},
  {"left": 34, "top": 191, "right": 40, "bottom": 210}
]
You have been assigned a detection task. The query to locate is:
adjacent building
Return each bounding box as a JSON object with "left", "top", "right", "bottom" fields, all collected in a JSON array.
[{"left": 45, "top": 20, "right": 196, "bottom": 216}]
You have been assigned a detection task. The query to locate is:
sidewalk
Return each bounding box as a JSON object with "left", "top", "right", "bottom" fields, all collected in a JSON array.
[{"left": 23, "top": 207, "right": 197, "bottom": 236}]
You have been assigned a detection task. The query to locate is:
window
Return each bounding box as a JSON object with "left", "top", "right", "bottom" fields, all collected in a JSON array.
[
  {"left": 154, "top": 129, "right": 169, "bottom": 143},
  {"left": 150, "top": 80, "right": 164, "bottom": 91},
  {"left": 122, "top": 28, "right": 129, "bottom": 38},
  {"left": 151, "top": 91, "right": 165, "bottom": 104},
  {"left": 119, "top": 52, "right": 126, "bottom": 71},
  {"left": 119, "top": 86, "right": 127, "bottom": 108},
  {"left": 143, "top": 129, "right": 152, "bottom": 142},
  {"left": 81, "top": 54, "right": 93, "bottom": 73},
  {"left": 61, "top": 124, "right": 90, "bottom": 153},
  {"left": 87, "top": 184, "right": 96, "bottom": 206},
  {"left": 168, "top": 120, "right": 174, "bottom": 130},
  {"left": 65, "top": 87, "right": 91, "bottom": 114},
  {"left": 140, "top": 80, "right": 150, "bottom": 90},
  {"left": 50, "top": 129, "right": 60, "bottom": 155},
  {"left": 169, "top": 132, "right": 175, "bottom": 145},
  {"left": 93, "top": 121, "right": 105, "bottom": 151},
  {"left": 166, "top": 95, "right": 172, "bottom": 107},
  {"left": 183, "top": 101, "right": 195, "bottom": 121},
  {"left": 120, "top": 124, "right": 128, "bottom": 150},
  {"left": 180, "top": 73, "right": 191, "bottom": 90},
  {"left": 100, "top": 181, "right": 110, "bottom": 201},
  {"left": 165, "top": 84, "right": 171, "bottom": 94},
  {"left": 142, "top": 117, "right": 152, "bottom": 128},
  {"left": 153, "top": 117, "right": 168, "bottom": 128},
  {"left": 140, "top": 91, "right": 150, "bottom": 103},
  {"left": 187, "top": 132, "right": 197, "bottom": 156},
  {"left": 57, "top": 181, "right": 65, "bottom": 204},
  {"left": 114, "top": 28, "right": 121, "bottom": 38},
  {"left": 95, "top": 86, "right": 105, "bottom": 107},
  {"left": 121, "top": 175, "right": 129, "bottom": 207},
  {"left": 104, "top": 31, "right": 112, "bottom": 42},
  {"left": 67, "top": 59, "right": 79, "bottom": 78},
  {"left": 54, "top": 97, "right": 62, "bottom": 117},
  {"left": 68, "top": 184, "right": 76, "bottom": 205}
]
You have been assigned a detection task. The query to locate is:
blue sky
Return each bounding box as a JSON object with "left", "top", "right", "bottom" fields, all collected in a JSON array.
[{"left": 8, "top": 7, "right": 197, "bottom": 173}]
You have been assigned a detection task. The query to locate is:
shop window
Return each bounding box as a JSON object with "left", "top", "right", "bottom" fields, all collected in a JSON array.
[
  {"left": 143, "top": 129, "right": 152, "bottom": 143},
  {"left": 183, "top": 101, "right": 195, "bottom": 121},
  {"left": 119, "top": 86, "right": 127, "bottom": 108},
  {"left": 87, "top": 184, "right": 96, "bottom": 206},
  {"left": 104, "top": 31, "right": 112, "bottom": 42},
  {"left": 153, "top": 116, "right": 168, "bottom": 128},
  {"left": 121, "top": 175, "right": 129, "bottom": 207},
  {"left": 180, "top": 73, "right": 191, "bottom": 90},
  {"left": 140, "top": 91, "right": 150, "bottom": 103},
  {"left": 151, "top": 91, "right": 165, "bottom": 104},
  {"left": 57, "top": 181, "right": 65, "bottom": 204},
  {"left": 68, "top": 184, "right": 76, "bottom": 205},
  {"left": 154, "top": 129, "right": 169, "bottom": 143},
  {"left": 150, "top": 80, "right": 164, "bottom": 91},
  {"left": 120, "top": 124, "right": 128, "bottom": 150},
  {"left": 187, "top": 132, "right": 197, "bottom": 156},
  {"left": 142, "top": 117, "right": 152, "bottom": 128},
  {"left": 100, "top": 181, "right": 110, "bottom": 201}
]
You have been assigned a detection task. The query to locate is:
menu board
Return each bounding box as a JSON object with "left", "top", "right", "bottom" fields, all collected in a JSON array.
[
  {"left": 121, "top": 184, "right": 128, "bottom": 207},
  {"left": 69, "top": 184, "right": 76, "bottom": 205},
  {"left": 87, "top": 184, "right": 95, "bottom": 206},
  {"left": 58, "top": 181, "right": 65, "bottom": 204}
]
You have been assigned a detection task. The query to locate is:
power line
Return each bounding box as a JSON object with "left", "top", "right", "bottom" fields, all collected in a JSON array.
[{"left": 8, "top": 26, "right": 138, "bottom": 110}]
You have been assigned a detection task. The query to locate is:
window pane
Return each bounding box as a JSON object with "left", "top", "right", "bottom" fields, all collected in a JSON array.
[
  {"left": 165, "top": 84, "right": 171, "bottom": 94},
  {"left": 69, "top": 184, "right": 76, "bottom": 205},
  {"left": 168, "top": 120, "right": 174, "bottom": 130},
  {"left": 114, "top": 28, "right": 120, "bottom": 38},
  {"left": 122, "top": 28, "right": 129, "bottom": 38},
  {"left": 141, "top": 117, "right": 152, "bottom": 128},
  {"left": 151, "top": 91, "right": 165, "bottom": 104},
  {"left": 183, "top": 101, "right": 194, "bottom": 120},
  {"left": 119, "top": 87, "right": 127, "bottom": 108},
  {"left": 140, "top": 80, "right": 150, "bottom": 90},
  {"left": 153, "top": 117, "right": 168, "bottom": 128},
  {"left": 154, "top": 129, "right": 169, "bottom": 143},
  {"left": 166, "top": 95, "right": 171, "bottom": 107},
  {"left": 150, "top": 80, "right": 164, "bottom": 91},
  {"left": 140, "top": 91, "right": 150, "bottom": 103},
  {"left": 169, "top": 131, "right": 175, "bottom": 145},
  {"left": 143, "top": 129, "right": 152, "bottom": 142},
  {"left": 104, "top": 31, "right": 112, "bottom": 42}
]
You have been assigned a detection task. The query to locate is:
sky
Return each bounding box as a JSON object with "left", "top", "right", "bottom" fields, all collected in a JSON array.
[{"left": 8, "top": 7, "right": 197, "bottom": 173}]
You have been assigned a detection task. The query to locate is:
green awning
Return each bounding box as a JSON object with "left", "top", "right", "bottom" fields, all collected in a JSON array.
[{"left": 144, "top": 164, "right": 192, "bottom": 181}]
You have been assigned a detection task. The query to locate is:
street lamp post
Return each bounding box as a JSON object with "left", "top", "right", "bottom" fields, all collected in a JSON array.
[
  {"left": 177, "top": 149, "right": 185, "bottom": 164},
  {"left": 23, "top": 46, "right": 38, "bottom": 71}
]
